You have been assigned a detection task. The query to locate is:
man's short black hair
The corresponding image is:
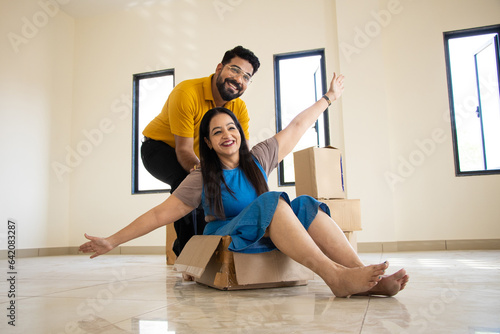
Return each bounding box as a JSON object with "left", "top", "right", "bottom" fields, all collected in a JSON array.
[{"left": 221, "top": 46, "right": 260, "bottom": 75}]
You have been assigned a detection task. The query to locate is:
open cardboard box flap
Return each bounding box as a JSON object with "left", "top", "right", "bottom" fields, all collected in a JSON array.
[
  {"left": 173, "top": 235, "right": 222, "bottom": 278},
  {"left": 174, "top": 235, "right": 314, "bottom": 290}
]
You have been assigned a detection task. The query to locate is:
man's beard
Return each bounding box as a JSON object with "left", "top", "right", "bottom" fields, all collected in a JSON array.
[{"left": 216, "top": 73, "right": 243, "bottom": 101}]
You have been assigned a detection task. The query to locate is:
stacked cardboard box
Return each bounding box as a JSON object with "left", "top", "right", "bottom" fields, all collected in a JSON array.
[{"left": 293, "top": 146, "right": 361, "bottom": 251}]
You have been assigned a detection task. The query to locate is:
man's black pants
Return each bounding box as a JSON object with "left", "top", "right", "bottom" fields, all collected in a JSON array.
[{"left": 140, "top": 138, "right": 206, "bottom": 256}]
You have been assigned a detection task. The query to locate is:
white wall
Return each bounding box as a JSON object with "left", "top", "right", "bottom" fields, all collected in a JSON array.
[
  {"left": 336, "top": 0, "right": 500, "bottom": 242},
  {"left": 1, "top": 0, "right": 499, "bottom": 250},
  {"left": 0, "top": 1, "right": 74, "bottom": 249},
  {"left": 0, "top": 0, "right": 74, "bottom": 249}
]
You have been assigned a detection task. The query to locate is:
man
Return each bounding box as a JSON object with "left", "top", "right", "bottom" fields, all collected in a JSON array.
[{"left": 141, "top": 46, "right": 260, "bottom": 255}]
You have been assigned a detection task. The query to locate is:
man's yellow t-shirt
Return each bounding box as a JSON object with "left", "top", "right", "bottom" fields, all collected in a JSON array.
[{"left": 142, "top": 74, "right": 250, "bottom": 157}]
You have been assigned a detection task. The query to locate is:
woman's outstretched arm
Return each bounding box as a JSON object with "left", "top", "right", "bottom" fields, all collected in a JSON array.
[
  {"left": 79, "top": 195, "right": 194, "bottom": 258},
  {"left": 274, "top": 72, "right": 344, "bottom": 163}
]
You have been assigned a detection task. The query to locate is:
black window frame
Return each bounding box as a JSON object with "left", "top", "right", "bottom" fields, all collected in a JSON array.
[
  {"left": 274, "top": 48, "right": 330, "bottom": 186},
  {"left": 444, "top": 24, "right": 500, "bottom": 177},
  {"left": 131, "top": 68, "right": 175, "bottom": 194}
]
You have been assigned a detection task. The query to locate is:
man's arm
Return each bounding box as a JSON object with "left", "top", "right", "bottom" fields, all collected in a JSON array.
[{"left": 175, "top": 135, "right": 200, "bottom": 172}]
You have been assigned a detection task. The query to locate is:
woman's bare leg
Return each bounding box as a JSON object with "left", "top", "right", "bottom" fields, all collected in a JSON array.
[
  {"left": 307, "top": 210, "right": 364, "bottom": 267},
  {"left": 307, "top": 210, "right": 409, "bottom": 296},
  {"left": 267, "top": 198, "right": 387, "bottom": 297}
]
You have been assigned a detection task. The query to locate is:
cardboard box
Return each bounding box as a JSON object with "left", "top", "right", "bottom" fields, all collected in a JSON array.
[
  {"left": 293, "top": 146, "right": 345, "bottom": 199},
  {"left": 322, "top": 199, "right": 362, "bottom": 231},
  {"left": 174, "top": 235, "right": 314, "bottom": 290}
]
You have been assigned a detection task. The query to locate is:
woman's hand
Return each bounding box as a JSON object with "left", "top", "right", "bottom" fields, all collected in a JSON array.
[
  {"left": 274, "top": 71, "right": 345, "bottom": 163},
  {"left": 326, "top": 72, "right": 345, "bottom": 102},
  {"left": 79, "top": 233, "right": 114, "bottom": 259}
]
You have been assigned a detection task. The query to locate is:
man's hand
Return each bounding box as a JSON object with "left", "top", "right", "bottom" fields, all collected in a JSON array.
[{"left": 190, "top": 164, "right": 201, "bottom": 173}]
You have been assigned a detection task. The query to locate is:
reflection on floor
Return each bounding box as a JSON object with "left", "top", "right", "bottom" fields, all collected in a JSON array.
[{"left": 1, "top": 250, "right": 499, "bottom": 333}]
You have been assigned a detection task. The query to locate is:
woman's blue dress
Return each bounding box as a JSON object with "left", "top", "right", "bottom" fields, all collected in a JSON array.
[{"left": 202, "top": 159, "right": 330, "bottom": 254}]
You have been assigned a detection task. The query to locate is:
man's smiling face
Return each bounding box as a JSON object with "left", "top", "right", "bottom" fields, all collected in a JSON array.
[{"left": 215, "top": 56, "right": 253, "bottom": 102}]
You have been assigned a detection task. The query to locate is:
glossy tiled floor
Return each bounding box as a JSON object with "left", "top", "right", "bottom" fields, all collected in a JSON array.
[{"left": 1, "top": 250, "right": 499, "bottom": 334}]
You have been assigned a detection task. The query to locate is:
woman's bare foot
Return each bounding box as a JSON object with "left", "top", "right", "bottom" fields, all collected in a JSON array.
[
  {"left": 354, "top": 268, "right": 409, "bottom": 297},
  {"left": 324, "top": 262, "right": 389, "bottom": 297}
]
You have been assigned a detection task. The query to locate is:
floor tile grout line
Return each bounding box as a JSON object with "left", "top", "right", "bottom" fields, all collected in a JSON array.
[
  {"left": 359, "top": 297, "right": 371, "bottom": 334},
  {"left": 357, "top": 250, "right": 380, "bottom": 333}
]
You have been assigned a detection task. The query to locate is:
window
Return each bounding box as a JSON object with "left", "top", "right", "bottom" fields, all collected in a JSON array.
[
  {"left": 132, "top": 69, "right": 174, "bottom": 194},
  {"left": 274, "top": 49, "right": 330, "bottom": 186},
  {"left": 444, "top": 25, "right": 500, "bottom": 175}
]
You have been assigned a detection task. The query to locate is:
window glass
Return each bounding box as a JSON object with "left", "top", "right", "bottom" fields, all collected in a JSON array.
[
  {"left": 274, "top": 50, "right": 330, "bottom": 186},
  {"left": 444, "top": 25, "right": 500, "bottom": 175},
  {"left": 132, "top": 69, "right": 174, "bottom": 193}
]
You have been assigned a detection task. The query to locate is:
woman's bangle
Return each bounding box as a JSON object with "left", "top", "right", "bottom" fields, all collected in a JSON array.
[{"left": 322, "top": 94, "right": 332, "bottom": 106}]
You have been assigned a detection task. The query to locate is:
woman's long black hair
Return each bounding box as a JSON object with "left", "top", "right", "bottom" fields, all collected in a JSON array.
[{"left": 199, "top": 107, "right": 268, "bottom": 219}]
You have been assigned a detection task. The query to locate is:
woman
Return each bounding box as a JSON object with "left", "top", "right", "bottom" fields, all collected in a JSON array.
[{"left": 79, "top": 73, "right": 408, "bottom": 297}]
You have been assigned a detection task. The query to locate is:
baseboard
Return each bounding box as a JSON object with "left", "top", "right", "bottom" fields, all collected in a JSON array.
[
  {"left": 1, "top": 239, "right": 499, "bottom": 259},
  {"left": 0, "top": 246, "right": 166, "bottom": 259},
  {"left": 357, "top": 239, "right": 500, "bottom": 253}
]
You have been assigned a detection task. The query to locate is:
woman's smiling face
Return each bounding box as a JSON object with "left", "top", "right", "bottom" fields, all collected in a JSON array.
[{"left": 205, "top": 112, "right": 241, "bottom": 161}]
